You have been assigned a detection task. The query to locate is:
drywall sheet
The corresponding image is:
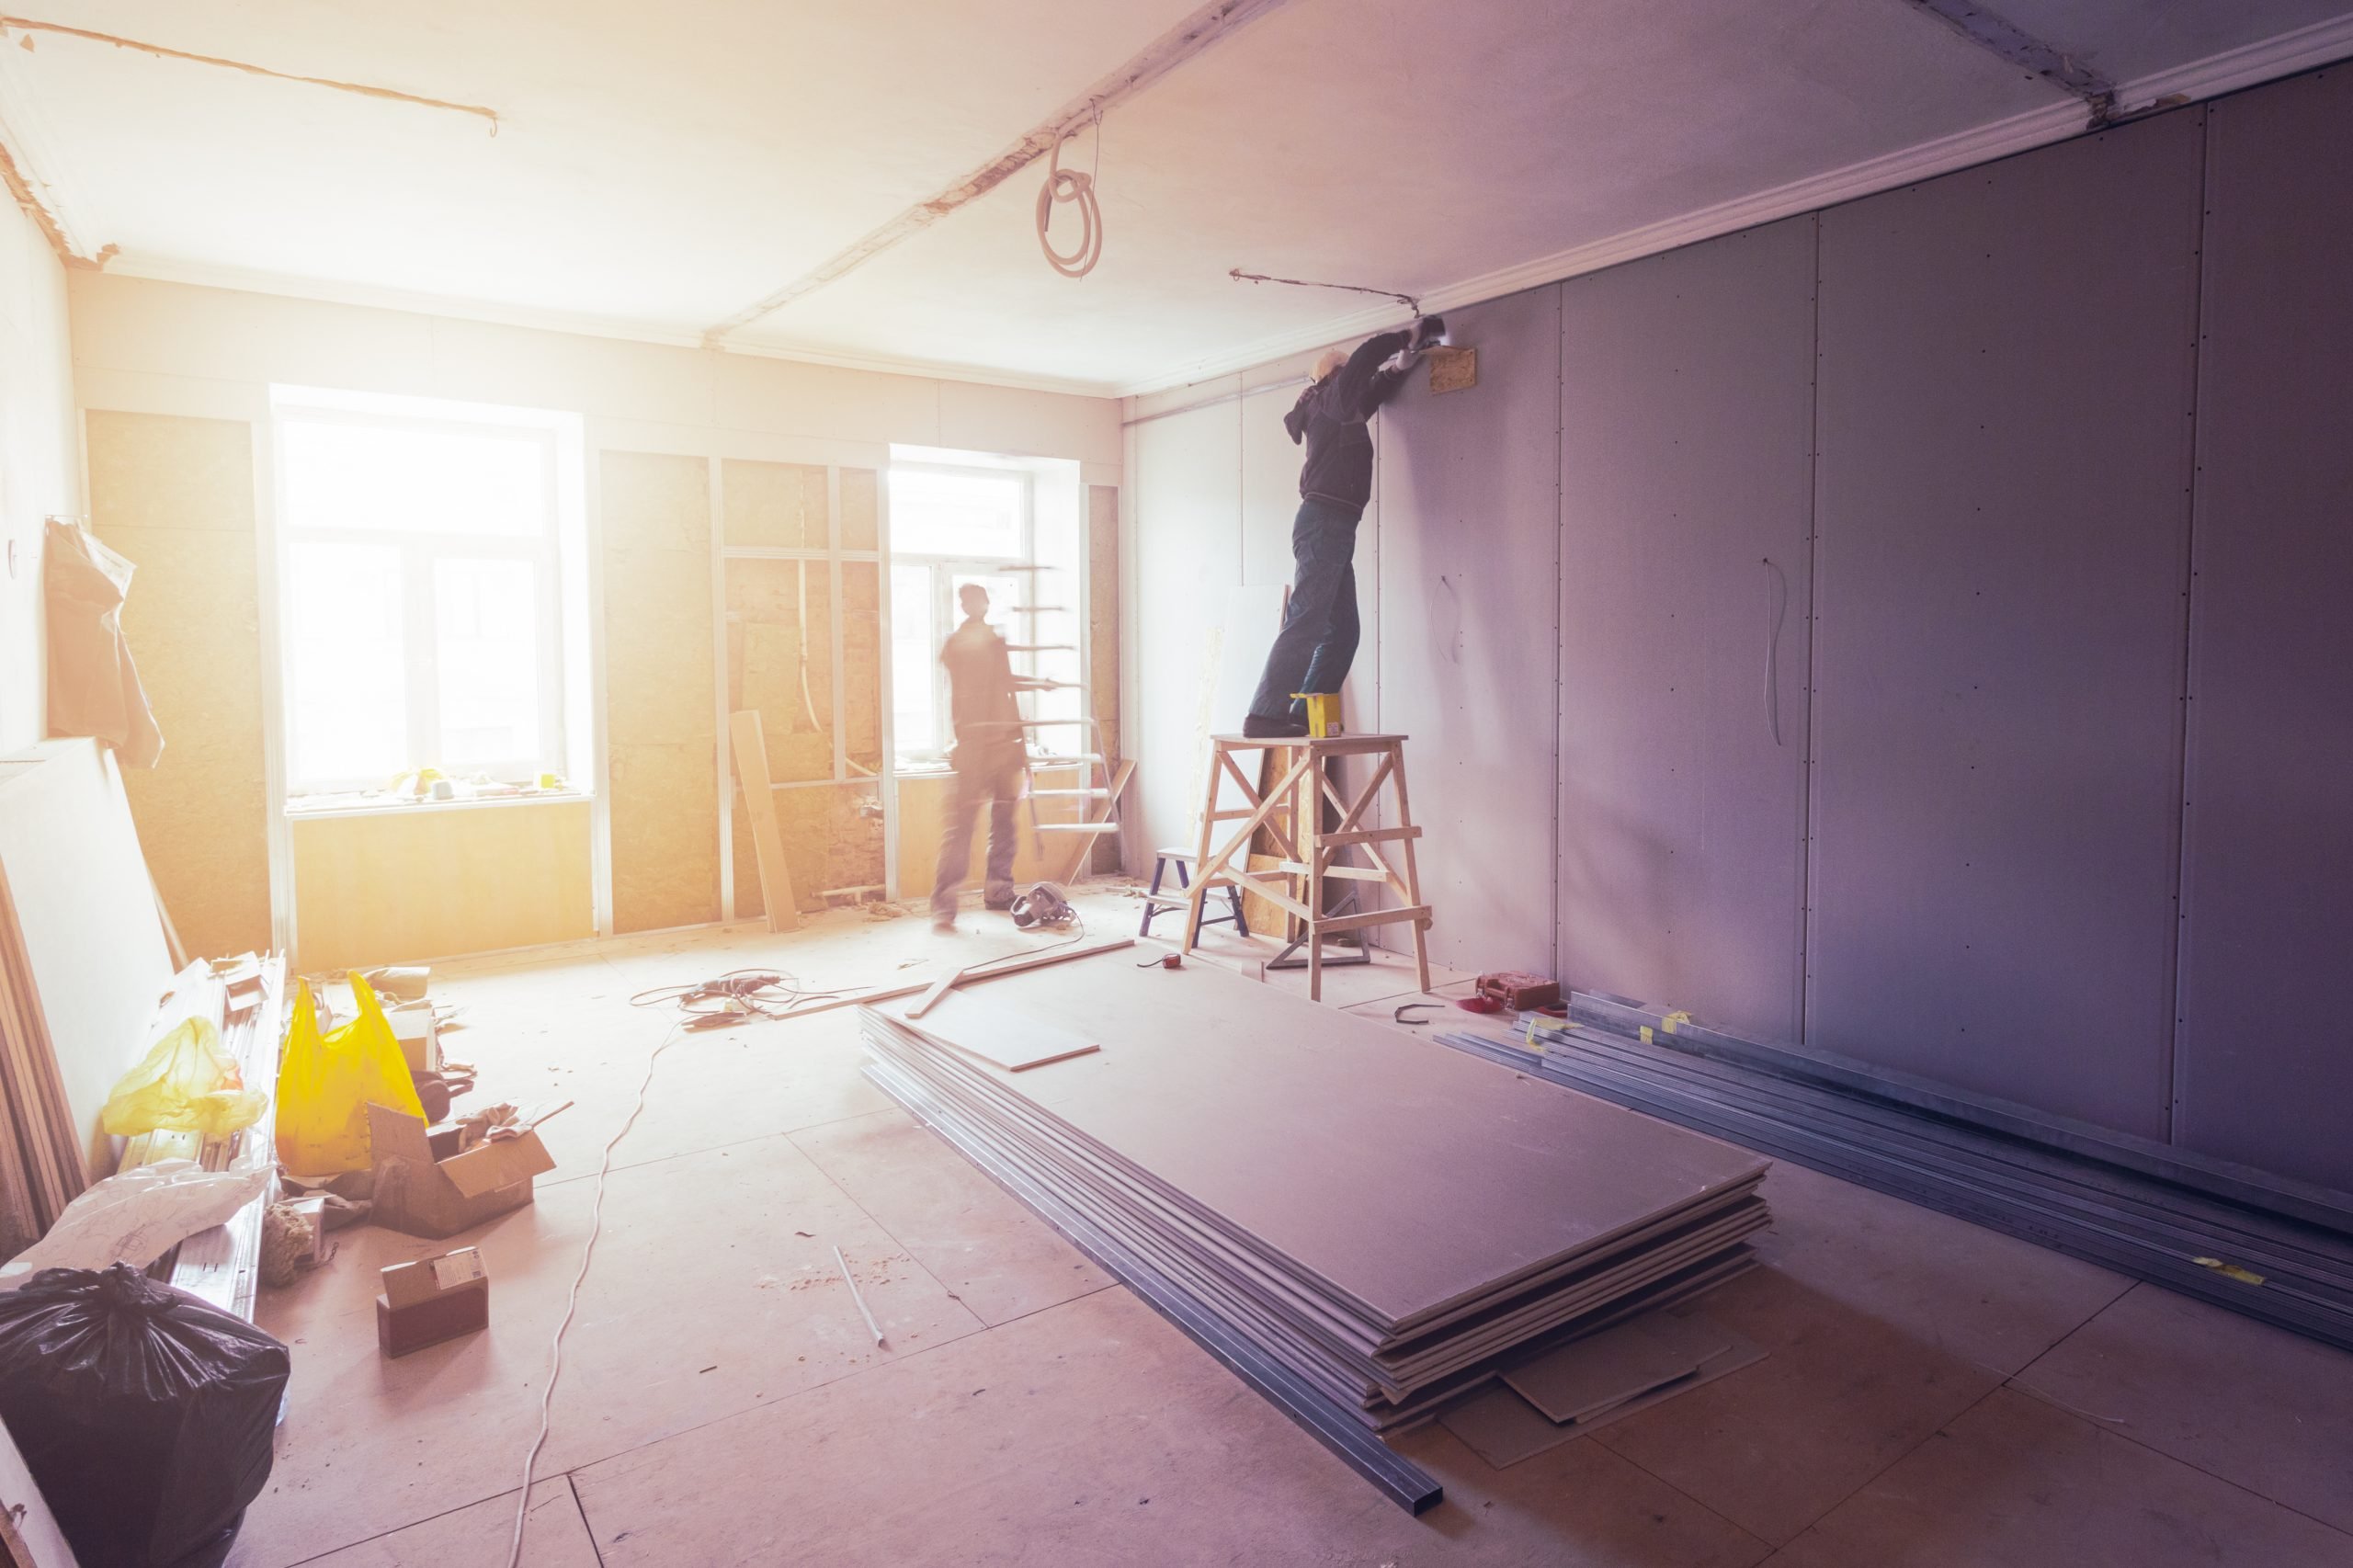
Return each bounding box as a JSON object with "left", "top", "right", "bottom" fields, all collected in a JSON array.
[
  {"left": 85, "top": 410, "right": 272, "bottom": 959},
  {"left": 0, "top": 739, "right": 176, "bottom": 1179},
  {"left": 1127, "top": 403, "right": 1241, "bottom": 861},
  {"left": 291, "top": 798, "right": 592, "bottom": 970},
  {"left": 1808, "top": 113, "right": 2202, "bottom": 1138},
  {"left": 602, "top": 451, "right": 719, "bottom": 933},
  {"left": 2173, "top": 71, "right": 2353, "bottom": 1192},
  {"left": 1377, "top": 287, "right": 1562, "bottom": 973},
  {"left": 1556, "top": 220, "right": 1818, "bottom": 1045}
]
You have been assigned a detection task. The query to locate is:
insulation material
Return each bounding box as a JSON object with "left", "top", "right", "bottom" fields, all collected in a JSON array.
[
  {"left": 1555, "top": 219, "right": 1817, "bottom": 1046},
  {"left": 843, "top": 562, "right": 882, "bottom": 771},
  {"left": 722, "top": 459, "right": 829, "bottom": 549},
  {"left": 730, "top": 781, "right": 882, "bottom": 918},
  {"left": 726, "top": 558, "right": 835, "bottom": 784},
  {"left": 601, "top": 452, "right": 718, "bottom": 933},
  {"left": 840, "top": 466, "right": 881, "bottom": 551},
  {"left": 85, "top": 410, "right": 271, "bottom": 959}
]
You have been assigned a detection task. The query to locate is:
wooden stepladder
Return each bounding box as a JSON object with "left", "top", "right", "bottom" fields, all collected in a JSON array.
[{"left": 1181, "top": 733, "right": 1431, "bottom": 1001}]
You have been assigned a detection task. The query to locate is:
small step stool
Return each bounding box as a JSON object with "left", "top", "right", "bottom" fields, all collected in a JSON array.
[
  {"left": 1137, "top": 848, "right": 1248, "bottom": 943},
  {"left": 1182, "top": 733, "right": 1431, "bottom": 1001}
]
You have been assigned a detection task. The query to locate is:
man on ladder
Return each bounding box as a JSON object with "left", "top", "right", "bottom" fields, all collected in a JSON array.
[
  {"left": 1243, "top": 316, "right": 1445, "bottom": 737},
  {"left": 932, "top": 583, "right": 1027, "bottom": 932}
]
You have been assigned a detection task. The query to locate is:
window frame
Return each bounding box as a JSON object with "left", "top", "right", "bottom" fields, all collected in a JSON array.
[
  {"left": 272, "top": 403, "right": 568, "bottom": 796},
  {"left": 884, "top": 463, "right": 1037, "bottom": 770}
]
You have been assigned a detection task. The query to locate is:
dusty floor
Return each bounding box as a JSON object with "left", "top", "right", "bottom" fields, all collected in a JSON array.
[{"left": 233, "top": 890, "right": 2353, "bottom": 1567}]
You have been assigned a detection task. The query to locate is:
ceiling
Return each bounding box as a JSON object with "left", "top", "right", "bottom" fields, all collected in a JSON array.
[{"left": 3, "top": 0, "right": 2348, "bottom": 394}]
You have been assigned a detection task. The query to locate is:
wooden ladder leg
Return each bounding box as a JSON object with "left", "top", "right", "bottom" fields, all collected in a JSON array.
[
  {"left": 1388, "top": 741, "right": 1431, "bottom": 994},
  {"left": 1182, "top": 742, "right": 1222, "bottom": 956},
  {"left": 1303, "top": 745, "right": 1324, "bottom": 1003}
]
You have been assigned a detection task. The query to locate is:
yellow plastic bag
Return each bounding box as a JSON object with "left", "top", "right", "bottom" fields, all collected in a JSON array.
[
  {"left": 99, "top": 1015, "right": 269, "bottom": 1140},
  {"left": 274, "top": 972, "right": 426, "bottom": 1175}
]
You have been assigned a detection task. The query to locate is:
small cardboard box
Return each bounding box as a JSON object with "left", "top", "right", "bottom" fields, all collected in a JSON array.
[
  {"left": 368, "top": 1101, "right": 554, "bottom": 1239},
  {"left": 377, "top": 1246, "right": 490, "bottom": 1357},
  {"left": 388, "top": 1002, "right": 440, "bottom": 1074}
]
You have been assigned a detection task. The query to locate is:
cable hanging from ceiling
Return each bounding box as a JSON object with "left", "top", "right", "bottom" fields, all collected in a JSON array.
[{"left": 1036, "top": 102, "right": 1105, "bottom": 279}]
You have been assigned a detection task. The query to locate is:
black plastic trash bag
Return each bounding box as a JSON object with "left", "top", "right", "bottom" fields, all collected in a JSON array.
[{"left": 0, "top": 1263, "right": 290, "bottom": 1568}]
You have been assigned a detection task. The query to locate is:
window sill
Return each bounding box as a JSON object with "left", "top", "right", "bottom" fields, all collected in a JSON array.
[{"left": 285, "top": 787, "right": 591, "bottom": 821}]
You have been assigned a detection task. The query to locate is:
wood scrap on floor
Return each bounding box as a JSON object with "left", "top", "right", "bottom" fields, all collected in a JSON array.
[
  {"left": 729, "top": 709, "right": 802, "bottom": 933},
  {"left": 1439, "top": 1312, "right": 1765, "bottom": 1468},
  {"left": 858, "top": 948, "right": 1770, "bottom": 1513}
]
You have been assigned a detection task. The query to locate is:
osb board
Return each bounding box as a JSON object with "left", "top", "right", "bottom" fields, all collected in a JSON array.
[
  {"left": 601, "top": 452, "right": 718, "bottom": 932},
  {"left": 85, "top": 410, "right": 271, "bottom": 958},
  {"left": 843, "top": 562, "right": 881, "bottom": 769},
  {"left": 725, "top": 557, "right": 835, "bottom": 783},
  {"left": 1087, "top": 483, "right": 1120, "bottom": 875},
  {"left": 729, "top": 780, "right": 882, "bottom": 918},
  {"left": 291, "top": 799, "right": 593, "bottom": 970},
  {"left": 840, "top": 466, "right": 880, "bottom": 551},
  {"left": 894, "top": 766, "right": 1087, "bottom": 897},
  {"left": 722, "top": 458, "right": 828, "bottom": 549},
  {"left": 0, "top": 739, "right": 176, "bottom": 1181}
]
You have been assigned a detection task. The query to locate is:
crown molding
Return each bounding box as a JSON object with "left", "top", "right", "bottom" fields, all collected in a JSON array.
[
  {"left": 1112, "top": 13, "right": 2353, "bottom": 397},
  {"left": 97, "top": 255, "right": 1123, "bottom": 399}
]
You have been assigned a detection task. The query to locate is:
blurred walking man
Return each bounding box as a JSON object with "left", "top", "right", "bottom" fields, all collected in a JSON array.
[{"left": 931, "top": 583, "right": 1025, "bottom": 931}]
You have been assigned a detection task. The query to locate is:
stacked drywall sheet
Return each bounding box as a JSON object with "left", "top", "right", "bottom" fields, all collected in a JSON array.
[{"left": 858, "top": 951, "right": 1768, "bottom": 1510}]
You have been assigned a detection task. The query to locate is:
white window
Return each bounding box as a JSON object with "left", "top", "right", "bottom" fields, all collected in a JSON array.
[
  {"left": 273, "top": 395, "right": 574, "bottom": 796},
  {"left": 887, "top": 464, "right": 1038, "bottom": 768}
]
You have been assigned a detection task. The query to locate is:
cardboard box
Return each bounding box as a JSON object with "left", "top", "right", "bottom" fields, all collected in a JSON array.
[
  {"left": 378, "top": 1246, "right": 490, "bottom": 1357},
  {"left": 368, "top": 1101, "right": 554, "bottom": 1239},
  {"left": 388, "top": 1002, "right": 441, "bottom": 1073}
]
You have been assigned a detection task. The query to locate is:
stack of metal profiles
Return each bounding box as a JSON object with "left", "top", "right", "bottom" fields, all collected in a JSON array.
[
  {"left": 858, "top": 951, "right": 1770, "bottom": 1513},
  {"left": 1437, "top": 994, "right": 2353, "bottom": 1354}
]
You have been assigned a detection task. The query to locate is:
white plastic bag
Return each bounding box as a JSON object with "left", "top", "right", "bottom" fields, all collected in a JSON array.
[{"left": 0, "top": 1161, "right": 276, "bottom": 1281}]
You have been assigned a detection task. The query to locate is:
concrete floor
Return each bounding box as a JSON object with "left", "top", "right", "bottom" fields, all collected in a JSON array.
[{"left": 233, "top": 890, "right": 2353, "bottom": 1567}]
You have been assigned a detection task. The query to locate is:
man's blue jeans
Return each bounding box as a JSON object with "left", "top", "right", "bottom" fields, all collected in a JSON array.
[{"left": 1248, "top": 498, "right": 1360, "bottom": 722}]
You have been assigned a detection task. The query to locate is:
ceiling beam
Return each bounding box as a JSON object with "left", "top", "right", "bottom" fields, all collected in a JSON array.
[
  {"left": 1893, "top": 0, "right": 2117, "bottom": 124},
  {"left": 702, "top": 0, "right": 1300, "bottom": 347}
]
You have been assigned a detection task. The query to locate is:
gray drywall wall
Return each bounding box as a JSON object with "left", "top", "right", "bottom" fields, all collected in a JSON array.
[
  {"left": 1376, "top": 286, "right": 1563, "bottom": 973},
  {"left": 1556, "top": 217, "right": 1819, "bottom": 1046},
  {"left": 1807, "top": 111, "right": 2204, "bottom": 1138},
  {"left": 1127, "top": 402, "right": 1243, "bottom": 862},
  {"left": 2173, "top": 68, "right": 2353, "bottom": 1192}
]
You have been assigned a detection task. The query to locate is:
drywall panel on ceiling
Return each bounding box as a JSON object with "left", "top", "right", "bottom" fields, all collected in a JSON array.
[
  {"left": 85, "top": 410, "right": 273, "bottom": 960},
  {"left": 1126, "top": 404, "right": 1242, "bottom": 862},
  {"left": 1808, "top": 111, "right": 2202, "bottom": 1139},
  {"left": 1556, "top": 218, "right": 1818, "bottom": 1046},
  {"left": 1376, "top": 286, "right": 1562, "bottom": 974},
  {"left": 291, "top": 799, "right": 593, "bottom": 971},
  {"left": 601, "top": 451, "right": 720, "bottom": 933},
  {"left": 2173, "top": 68, "right": 2353, "bottom": 1193}
]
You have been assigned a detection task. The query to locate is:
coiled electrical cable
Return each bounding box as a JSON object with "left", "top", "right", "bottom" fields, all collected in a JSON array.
[{"left": 1037, "top": 109, "right": 1104, "bottom": 278}]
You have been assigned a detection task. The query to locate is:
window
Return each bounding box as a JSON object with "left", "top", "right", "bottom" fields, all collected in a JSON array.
[
  {"left": 887, "top": 464, "right": 1038, "bottom": 767},
  {"left": 273, "top": 396, "right": 574, "bottom": 796}
]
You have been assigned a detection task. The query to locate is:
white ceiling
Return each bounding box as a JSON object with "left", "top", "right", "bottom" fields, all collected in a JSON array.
[{"left": 3, "top": 0, "right": 2348, "bottom": 394}]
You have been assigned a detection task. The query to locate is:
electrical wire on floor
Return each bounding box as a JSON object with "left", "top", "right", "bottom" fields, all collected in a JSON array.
[
  {"left": 505, "top": 1014, "right": 684, "bottom": 1568},
  {"left": 506, "top": 914, "right": 1092, "bottom": 1562}
]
